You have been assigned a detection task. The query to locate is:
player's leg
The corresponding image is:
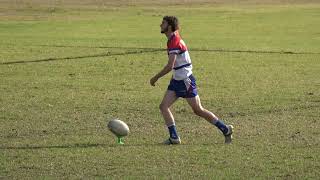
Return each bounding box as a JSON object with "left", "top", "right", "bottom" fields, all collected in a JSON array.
[
  {"left": 185, "top": 95, "right": 218, "bottom": 122},
  {"left": 160, "top": 90, "right": 178, "bottom": 126},
  {"left": 186, "top": 95, "right": 233, "bottom": 143},
  {"left": 159, "top": 90, "right": 181, "bottom": 144}
]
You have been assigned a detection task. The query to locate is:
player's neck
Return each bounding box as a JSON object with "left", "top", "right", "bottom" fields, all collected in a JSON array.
[{"left": 165, "top": 31, "right": 175, "bottom": 39}]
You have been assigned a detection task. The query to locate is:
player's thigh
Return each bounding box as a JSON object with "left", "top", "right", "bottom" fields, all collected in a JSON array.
[
  {"left": 186, "top": 95, "right": 203, "bottom": 111},
  {"left": 160, "top": 90, "right": 178, "bottom": 108}
]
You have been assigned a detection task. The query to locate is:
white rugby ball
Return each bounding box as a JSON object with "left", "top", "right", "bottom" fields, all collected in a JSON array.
[{"left": 107, "top": 119, "right": 129, "bottom": 137}]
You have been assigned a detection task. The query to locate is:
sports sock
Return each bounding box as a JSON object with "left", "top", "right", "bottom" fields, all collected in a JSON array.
[
  {"left": 168, "top": 124, "right": 179, "bottom": 139},
  {"left": 212, "top": 120, "right": 229, "bottom": 135}
]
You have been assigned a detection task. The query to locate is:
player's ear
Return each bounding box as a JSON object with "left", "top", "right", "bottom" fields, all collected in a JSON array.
[{"left": 168, "top": 25, "right": 172, "bottom": 32}]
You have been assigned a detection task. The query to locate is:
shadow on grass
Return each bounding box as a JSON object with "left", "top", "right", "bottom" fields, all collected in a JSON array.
[
  {"left": 1, "top": 45, "right": 319, "bottom": 65},
  {"left": 0, "top": 142, "right": 221, "bottom": 150},
  {"left": 0, "top": 143, "right": 109, "bottom": 150},
  {"left": 0, "top": 143, "right": 152, "bottom": 150},
  {"left": 0, "top": 49, "right": 163, "bottom": 65},
  {"left": 26, "top": 44, "right": 320, "bottom": 55}
]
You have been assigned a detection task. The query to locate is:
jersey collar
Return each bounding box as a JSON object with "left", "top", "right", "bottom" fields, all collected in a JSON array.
[{"left": 168, "top": 31, "right": 178, "bottom": 40}]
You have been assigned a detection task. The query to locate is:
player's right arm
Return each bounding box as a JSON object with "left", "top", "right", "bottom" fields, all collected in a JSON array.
[{"left": 150, "top": 54, "right": 176, "bottom": 86}]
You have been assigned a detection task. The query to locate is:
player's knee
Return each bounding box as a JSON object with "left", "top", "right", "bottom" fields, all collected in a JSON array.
[
  {"left": 159, "top": 103, "right": 168, "bottom": 112},
  {"left": 192, "top": 107, "right": 204, "bottom": 116}
]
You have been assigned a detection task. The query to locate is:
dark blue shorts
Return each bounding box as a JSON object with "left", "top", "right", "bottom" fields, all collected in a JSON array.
[{"left": 168, "top": 75, "right": 198, "bottom": 98}]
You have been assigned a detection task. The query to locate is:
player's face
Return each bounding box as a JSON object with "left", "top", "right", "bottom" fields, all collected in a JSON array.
[{"left": 160, "top": 20, "right": 169, "bottom": 34}]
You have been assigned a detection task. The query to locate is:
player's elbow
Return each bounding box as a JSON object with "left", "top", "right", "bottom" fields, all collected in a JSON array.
[{"left": 165, "top": 64, "right": 174, "bottom": 71}]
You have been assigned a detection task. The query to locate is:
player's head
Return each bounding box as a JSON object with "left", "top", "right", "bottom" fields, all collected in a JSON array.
[{"left": 161, "top": 16, "right": 179, "bottom": 34}]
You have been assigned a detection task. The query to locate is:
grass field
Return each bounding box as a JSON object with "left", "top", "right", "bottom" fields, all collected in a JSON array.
[{"left": 0, "top": 0, "right": 320, "bottom": 179}]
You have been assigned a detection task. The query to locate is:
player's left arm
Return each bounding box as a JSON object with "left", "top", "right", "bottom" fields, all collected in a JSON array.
[{"left": 150, "top": 53, "right": 176, "bottom": 86}]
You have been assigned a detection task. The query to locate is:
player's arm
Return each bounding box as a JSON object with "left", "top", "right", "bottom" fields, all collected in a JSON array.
[{"left": 150, "top": 54, "right": 176, "bottom": 86}]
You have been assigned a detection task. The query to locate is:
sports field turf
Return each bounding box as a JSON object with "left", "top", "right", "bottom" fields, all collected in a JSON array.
[{"left": 0, "top": 0, "right": 319, "bottom": 178}]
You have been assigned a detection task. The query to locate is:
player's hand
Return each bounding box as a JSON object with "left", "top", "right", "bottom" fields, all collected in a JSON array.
[{"left": 150, "top": 76, "right": 158, "bottom": 86}]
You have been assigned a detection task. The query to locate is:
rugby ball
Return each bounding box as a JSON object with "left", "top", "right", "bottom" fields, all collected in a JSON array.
[{"left": 107, "top": 119, "right": 129, "bottom": 137}]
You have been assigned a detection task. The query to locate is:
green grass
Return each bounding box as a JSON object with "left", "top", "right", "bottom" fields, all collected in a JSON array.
[{"left": 0, "top": 1, "right": 319, "bottom": 179}]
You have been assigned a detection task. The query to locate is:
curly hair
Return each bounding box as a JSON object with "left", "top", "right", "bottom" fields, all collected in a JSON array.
[{"left": 163, "top": 16, "right": 179, "bottom": 32}]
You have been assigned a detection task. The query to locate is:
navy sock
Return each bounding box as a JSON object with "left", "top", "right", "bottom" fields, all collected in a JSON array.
[
  {"left": 168, "top": 124, "right": 179, "bottom": 139},
  {"left": 213, "top": 120, "right": 228, "bottom": 135}
]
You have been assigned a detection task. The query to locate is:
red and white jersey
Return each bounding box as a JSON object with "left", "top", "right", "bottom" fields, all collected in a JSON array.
[{"left": 167, "top": 31, "right": 192, "bottom": 80}]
